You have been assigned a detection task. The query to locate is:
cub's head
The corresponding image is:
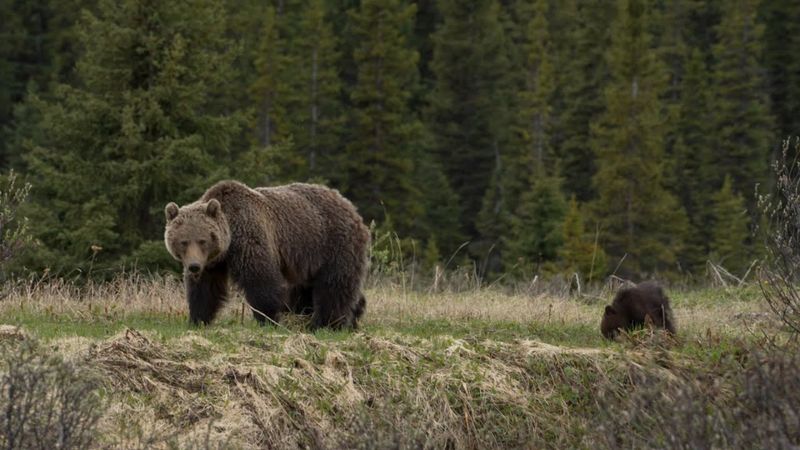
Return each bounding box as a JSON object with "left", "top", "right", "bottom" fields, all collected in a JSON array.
[
  {"left": 164, "top": 199, "right": 231, "bottom": 280},
  {"left": 600, "top": 305, "right": 628, "bottom": 340}
]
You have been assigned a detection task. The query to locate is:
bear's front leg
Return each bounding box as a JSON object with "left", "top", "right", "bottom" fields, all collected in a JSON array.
[{"left": 185, "top": 262, "right": 229, "bottom": 325}]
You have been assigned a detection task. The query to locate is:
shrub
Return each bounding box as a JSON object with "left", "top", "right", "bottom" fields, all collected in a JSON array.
[
  {"left": 758, "top": 138, "right": 800, "bottom": 335},
  {"left": 595, "top": 347, "right": 800, "bottom": 449},
  {"left": 0, "top": 171, "right": 32, "bottom": 279},
  {"left": 0, "top": 340, "right": 104, "bottom": 449}
]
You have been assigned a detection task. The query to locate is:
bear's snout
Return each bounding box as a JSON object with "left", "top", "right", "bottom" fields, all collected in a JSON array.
[{"left": 188, "top": 263, "right": 202, "bottom": 274}]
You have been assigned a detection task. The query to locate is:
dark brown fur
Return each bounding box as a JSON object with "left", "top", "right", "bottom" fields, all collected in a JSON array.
[
  {"left": 165, "top": 181, "right": 370, "bottom": 329},
  {"left": 600, "top": 282, "right": 676, "bottom": 339}
]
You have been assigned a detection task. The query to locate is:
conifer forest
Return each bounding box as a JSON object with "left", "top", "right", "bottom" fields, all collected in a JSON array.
[{"left": 1, "top": 0, "right": 798, "bottom": 281}]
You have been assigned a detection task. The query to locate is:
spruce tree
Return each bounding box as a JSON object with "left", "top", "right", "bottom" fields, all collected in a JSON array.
[
  {"left": 761, "top": 0, "right": 800, "bottom": 140},
  {"left": 342, "top": 0, "right": 423, "bottom": 237},
  {"left": 223, "top": 0, "right": 270, "bottom": 124},
  {"left": 710, "top": 0, "right": 773, "bottom": 211},
  {"left": 551, "top": 0, "right": 613, "bottom": 201},
  {"left": 411, "top": 150, "right": 465, "bottom": 257},
  {"left": 652, "top": 1, "right": 702, "bottom": 199},
  {"left": 673, "top": 48, "right": 715, "bottom": 273},
  {"left": 590, "top": 0, "right": 688, "bottom": 276},
  {"left": 516, "top": 0, "right": 555, "bottom": 173},
  {"left": 710, "top": 175, "right": 751, "bottom": 275},
  {"left": 497, "top": 0, "right": 567, "bottom": 272},
  {"left": 476, "top": 1, "right": 553, "bottom": 264},
  {"left": 282, "top": 0, "right": 344, "bottom": 180},
  {"left": 0, "top": 3, "right": 26, "bottom": 164},
  {"left": 15, "top": 0, "right": 243, "bottom": 272},
  {"left": 427, "top": 0, "right": 512, "bottom": 237},
  {"left": 560, "top": 196, "right": 606, "bottom": 281},
  {"left": 649, "top": 0, "right": 707, "bottom": 100},
  {"left": 244, "top": 1, "right": 346, "bottom": 182},
  {"left": 250, "top": 5, "right": 290, "bottom": 149},
  {"left": 505, "top": 171, "right": 567, "bottom": 273},
  {"left": 0, "top": 0, "right": 88, "bottom": 166}
]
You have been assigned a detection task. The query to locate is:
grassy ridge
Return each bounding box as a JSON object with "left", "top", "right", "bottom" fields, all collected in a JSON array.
[{"left": 0, "top": 278, "right": 778, "bottom": 449}]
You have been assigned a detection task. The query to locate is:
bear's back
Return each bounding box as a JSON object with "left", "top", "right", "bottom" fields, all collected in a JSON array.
[
  {"left": 255, "top": 183, "right": 369, "bottom": 257},
  {"left": 257, "top": 183, "right": 365, "bottom": 231}
]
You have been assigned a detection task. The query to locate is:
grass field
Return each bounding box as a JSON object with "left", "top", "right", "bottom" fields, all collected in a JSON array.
[{"left": 0, "top": 275, "right": 786, "bottom": 449}]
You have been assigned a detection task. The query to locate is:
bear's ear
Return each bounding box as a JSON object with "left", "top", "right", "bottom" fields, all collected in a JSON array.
[
  {"left": 604, "top": 305, "right": 616, "bottom": 315},
  {"left": 165, "top": 203, "right": 179, "bottom": 222},
  {"left": 206, "top": 199, "right": 221, "bottom": 217}
]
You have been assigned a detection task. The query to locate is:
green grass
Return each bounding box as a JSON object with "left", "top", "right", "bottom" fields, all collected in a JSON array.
[
  {"left": 0, "top": 279, "right": 783, "bottom": 449},
  {"left": 2, "top": 308, "right": 616, "bottom": 351}
]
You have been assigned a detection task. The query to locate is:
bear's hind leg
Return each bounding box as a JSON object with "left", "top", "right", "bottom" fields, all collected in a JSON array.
[
  {"left": 241, "top": 276, "right": 286, "bottom": 326},
  {"left": 289, "top": 285, "right": 314, "bottom": 315},
  {"left": 310, "top": 271, "right": 361, "bottom": 330}
]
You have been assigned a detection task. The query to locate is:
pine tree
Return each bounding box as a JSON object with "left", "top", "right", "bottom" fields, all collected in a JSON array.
[
  {"left": 475, "top": 154, "right": 510, "bottom": 267},
  {"left": 710, "top": 175, "right": 751, "bottom": 275},
  {"left": 652, "top": 1, "right": 703, "bottom": 198},
  {"left": 222, "top": 0, "right": 269, "bottom": 124},
  {"left": 505, "top": 171, "right": 567, "bottom": 273},
  {"left": 761, "top": 0, "right": 800, "bottom": 140},
  {"left": 411, "top": 149, "right": 465, "bottom": 257},
  {"left": 672, "top": 48, "right": 715, "bottom": 273},
  {"left": 651, "top": 1, "right": 691, "bottom": 100},
  {"left": 250, "top": 5, "right": 290, "bottom": 150},
  {"left": 410, "top": 0, "right": 440, "bottom": 87},
  {"left": 496, "top": 0, "right": 566, "bottom": 272},
  {"left": 560, "top": 196, "right": 606, "bottom": 281},
  {"left": 427, "top": 0, "right": 512, "bottom": 237},
  {"left": 0, "top": 0, "right": 88, "bottom": 166},
  {"left": 516, "top": 0, "right": 555, "bottom": 175},
  {"left": 243, "top": 1, "right": 346, "bottom": 182},
  {"left": 590, "top": 0, "right": 688, "bottom": 276},
  {"left": 14, "top": 0, "right": 243, "bottom": 272},
  {"left": 0, "top": 2, "right": 26, "bottom": 165},
  {"left": 551, "top": 0, "right": 614, "bottom": 201},
  {"left": 282, "top": 0, "right": 344, "bottom": 180},
  {"left": 342, "top": 0, "right": 423, "bottom": 237},
  {"left": 477, "top": 0, "right": 554, "bottom": 264},
  {"left": 710, "top": 0, "right": 773, "bottom": 211}
]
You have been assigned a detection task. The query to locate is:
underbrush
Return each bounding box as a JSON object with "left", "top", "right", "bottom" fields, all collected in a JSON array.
[
  {"left": 0, "top": 336, "right": 102, "bottom": 449},
  {"left": 595, "top": 342, "right": 800, "bottom": 449}
]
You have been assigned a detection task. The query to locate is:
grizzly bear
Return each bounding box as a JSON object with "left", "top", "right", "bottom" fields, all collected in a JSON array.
[
  {"left": 600, "top": 282, "right": 676, "bottom": 339},
  {"left": 164, "top": 180, "right": 370, "bottom": 329}
]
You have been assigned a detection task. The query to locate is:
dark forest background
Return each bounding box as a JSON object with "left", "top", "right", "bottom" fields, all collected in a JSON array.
[{"left": 0, "top": 0, "right": 797, "bottom": 281}]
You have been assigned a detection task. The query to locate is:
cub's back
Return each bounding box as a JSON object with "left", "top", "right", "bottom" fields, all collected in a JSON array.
[{"left": 614, "top": 282, "right": 674, "bottom": 332}]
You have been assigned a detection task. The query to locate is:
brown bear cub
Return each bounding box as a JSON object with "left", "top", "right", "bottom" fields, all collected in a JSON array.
[
  {"left": 164, "top": 180, "right": 370, "bottom": 330},
  {"left": 600, "top": 282, "right": 676, "bottom": 339}
]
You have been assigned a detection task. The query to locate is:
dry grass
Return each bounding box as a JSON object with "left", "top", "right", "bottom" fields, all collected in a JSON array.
[
  {"left": 75, "top": 328, "right": 633, "bottom": 449},
  {"left": 0, "top": 275, "right": 770, "bottom": 334},
  {"left": 0, "top": 275, "right": 783, "bottom": 449},
  {"left": 0, "top": 275, "right": 185, "bottom": 318}
]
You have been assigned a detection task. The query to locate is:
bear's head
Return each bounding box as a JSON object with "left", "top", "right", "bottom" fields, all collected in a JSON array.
[
  {"left": 164, "top": 199, "right": 231, "bottom": 280},
  {"left": 600, "top": 305, "right": 627, "bottom": 339}
]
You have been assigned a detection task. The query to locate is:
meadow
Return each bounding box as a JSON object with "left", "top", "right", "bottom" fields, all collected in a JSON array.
[{"left": 0, "top": 272, "right": 788, "bottom": 449}]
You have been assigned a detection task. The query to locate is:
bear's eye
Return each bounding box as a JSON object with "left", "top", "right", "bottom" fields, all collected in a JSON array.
[
  {"left": 180, "top": 241, "right": 188, "bottom": 248},
  {"left": 210, "top": 232, "right": 218, "bottom": 242},
  {"left": 198, "top": 239, "right": 207, "bottom": 246}
]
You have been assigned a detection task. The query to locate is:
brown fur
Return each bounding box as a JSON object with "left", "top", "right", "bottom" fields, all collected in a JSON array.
[
  {"left": 164, "top": 180, "right": 370, "bottom": 329},
  {"left": 600, "top": 282, "right": 676, "bottom": 339}
]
